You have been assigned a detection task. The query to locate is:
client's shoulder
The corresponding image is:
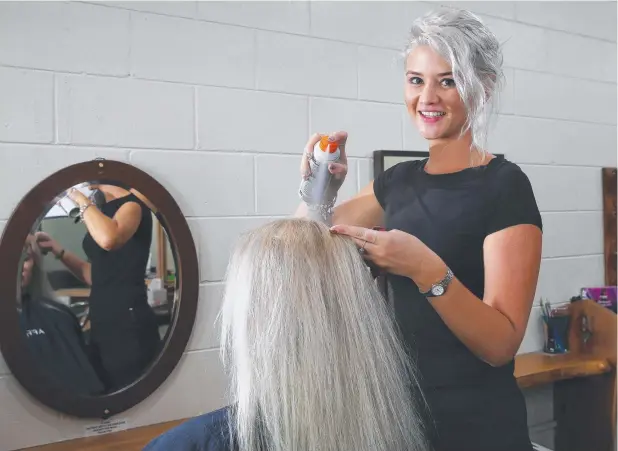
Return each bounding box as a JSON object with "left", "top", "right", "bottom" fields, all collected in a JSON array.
[{"left": 143, "top": 406, "right": 234, "bottom": 451}]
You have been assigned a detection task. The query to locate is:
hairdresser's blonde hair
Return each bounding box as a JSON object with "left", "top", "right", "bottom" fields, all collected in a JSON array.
[
  {"left": 220, "top": 218, "right": 427, "bottom": 451},
  {"left": 405, "top": 8, "right": 504, "bottom": 152}
]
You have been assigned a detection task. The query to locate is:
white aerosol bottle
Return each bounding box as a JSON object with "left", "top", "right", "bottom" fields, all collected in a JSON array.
[{"left": 299, "top": 135, "right": 341, "bottom": 208}]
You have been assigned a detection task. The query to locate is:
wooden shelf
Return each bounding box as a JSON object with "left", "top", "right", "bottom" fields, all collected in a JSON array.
[
  {"left": 515, "top": 351, "right": 611, "bottom": 389},
  {"left": 55, "top": 288, "right": 90, "bottom": 298}
]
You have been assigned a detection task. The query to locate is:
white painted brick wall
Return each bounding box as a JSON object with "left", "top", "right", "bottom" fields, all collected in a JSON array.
[
  {"left": 310, "top": 98, "right": 403, "bottom": 157},
  {"left": 190, "top": 216, "right": 274, "bottom": 282},
  {"left": 0, "top": 2, "right": 615, "bottom": 449},
  {"left": 255, "top": 154, "right": 306, "bottom": 215},
  {"left": 489, "top": 115, "right": 617, "bottom": 167},
  {"left": 107, "top": 1, "right": 198, "bottom": 19},
  {"left": 310, "top": 1, "right": 430, "bottom": 49},
  {"left": 256, "top": 31, "right": 359, "bottom": 97},
  {"left": 513, "top": 70, "right": 616, "bottom": 123},
  {"left": 129, "top": 150, "right": 256, "bottom": 217},
  {"left": 196, "top": 1, "right": 311, "bottom": 34},
  {"left": 0, "top": 2, "right": 131, "bottom": 76},
  {"left": 187, "top": 283, "right": 225, "bottom": 351},
  {"left": 514, "top": 1, "right": 617, "bottom": 41},
  {"left": 485, "top": 16, "right": 550, "bottom": 72},
  {"left": 56, "top": 75, "right": 195, "bottom": 149},
  {"left": 358, "top": 47, "right": 404, "bottom": 104},
  {"left": 196, "top": 87, "right": 308, "bottom": 152},
  {"left": 0, "top": 67, "right": 54, "bottom": 144},
  {"left": 131, "top": 12, "right": 256, "bottom": 87}
]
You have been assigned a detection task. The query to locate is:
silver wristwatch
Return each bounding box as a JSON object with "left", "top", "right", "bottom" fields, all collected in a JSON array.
[{"left": 419, "top": 268, "right": 454, "bottom": 298}]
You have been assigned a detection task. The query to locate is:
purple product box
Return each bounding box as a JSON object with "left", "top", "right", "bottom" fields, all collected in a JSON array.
[{"left": 580, "top": 286, "right": 617, "bottom": 313}]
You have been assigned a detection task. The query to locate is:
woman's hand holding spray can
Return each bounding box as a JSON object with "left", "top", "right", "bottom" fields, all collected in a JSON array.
[
  {"left": 299, "top": 132, "right": 384, "bottom": 280},
  {"left": 299, "top": 132, "right": 348, "bottom": 225}
]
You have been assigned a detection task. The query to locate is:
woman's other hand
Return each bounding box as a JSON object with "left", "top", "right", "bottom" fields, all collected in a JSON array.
[
  {"left": 34, "top": 231, "right": 62, "bottom": 257},
  {"left": 330, "top": 225, "right": 441, "bottom": 280},
  {"left": 67, "top": 188, "right": 90, "bottom": 207}
]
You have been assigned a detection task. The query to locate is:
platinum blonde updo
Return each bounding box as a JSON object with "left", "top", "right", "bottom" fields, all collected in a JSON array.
[{"left": 405, "top": 8, "right": 504, "bottom": 152}]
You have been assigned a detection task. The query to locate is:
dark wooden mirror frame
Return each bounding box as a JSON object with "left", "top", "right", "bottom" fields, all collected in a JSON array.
[{"left": 0, "top": 158, "right": 199, "bottom": 419}]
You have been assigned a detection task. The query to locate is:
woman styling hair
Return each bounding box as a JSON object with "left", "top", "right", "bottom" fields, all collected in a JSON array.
[
  {"left": 296, "top": 8, "right": 542, "bottom": 451},
  {"left": 145, "top": 218, "right": 428, "bottom": 451},
  {"left": 36, "top": 184, "right": 160, "bottom": 392}
]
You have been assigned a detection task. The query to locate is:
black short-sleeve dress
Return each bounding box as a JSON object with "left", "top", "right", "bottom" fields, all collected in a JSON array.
[
  {"left": 83, "top": 193, "right": 161, "bottom": 391},
  {"left": 373, "top": 157, "right": 542, "bottom": 451}
]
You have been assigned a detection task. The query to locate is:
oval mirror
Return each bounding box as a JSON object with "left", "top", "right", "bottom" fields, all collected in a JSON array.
[{"left": 0, "top": 158, "right": 199, "bottom": 419}]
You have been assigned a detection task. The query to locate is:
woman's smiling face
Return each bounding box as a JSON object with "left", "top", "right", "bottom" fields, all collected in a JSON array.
[{"left": 404, "top": 45, "right": 468, "bottom": 145}]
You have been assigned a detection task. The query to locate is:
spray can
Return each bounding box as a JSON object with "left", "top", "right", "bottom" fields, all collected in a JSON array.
[{"left": 299, "top": 136, "right": 341, "bottom": 206}]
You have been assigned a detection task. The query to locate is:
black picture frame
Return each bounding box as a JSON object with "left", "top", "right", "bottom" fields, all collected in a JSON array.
[{"left": 373, "top": 150, "right": 432, "bottom": 176}]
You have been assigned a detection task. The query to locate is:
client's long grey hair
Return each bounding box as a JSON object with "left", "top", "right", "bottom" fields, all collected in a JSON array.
[{"left": 220, "top": 218, "right": 428, "bottom": 451}]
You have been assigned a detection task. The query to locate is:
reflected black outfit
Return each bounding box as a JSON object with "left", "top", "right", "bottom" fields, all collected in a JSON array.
[
  {"left": 83, "top": 193, "right": 160, "bottom": 391},
  {"left": 374, "top": 158, "right": 542, "bottom": 451}
]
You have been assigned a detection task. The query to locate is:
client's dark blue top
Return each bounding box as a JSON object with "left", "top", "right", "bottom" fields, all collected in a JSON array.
[{"left": 143, "top": 407, "right": 236, "bottom": 451}]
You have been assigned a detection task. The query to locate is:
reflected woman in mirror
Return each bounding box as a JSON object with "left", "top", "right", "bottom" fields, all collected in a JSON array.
[
  {"left": 36, "top": 184, "right": 161, "bottom": 392},
  {"left": 145, "top": 218, "right": 428, "bottom": 451},
  {"left": 18, "top": 235, "right": 105, "bottom": 396}
]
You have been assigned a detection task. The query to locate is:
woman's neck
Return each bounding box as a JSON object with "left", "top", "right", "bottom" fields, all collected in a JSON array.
[{"left": 425, "top": 136, "right": 490, "bottom": 175}]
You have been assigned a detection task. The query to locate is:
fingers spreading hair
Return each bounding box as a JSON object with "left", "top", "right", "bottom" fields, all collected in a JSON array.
[{"left": 351, "top": 227, "right": 377, "bottom": 244}]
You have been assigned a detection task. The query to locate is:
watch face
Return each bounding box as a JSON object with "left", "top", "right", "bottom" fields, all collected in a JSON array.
[{"left": 431, "top": 285, "right": 445, "bottom": 296}]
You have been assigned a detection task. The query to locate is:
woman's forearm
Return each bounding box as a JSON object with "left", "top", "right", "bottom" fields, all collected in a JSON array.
[
  {"left": 412, "top": 260, "right": 522, "bottom": 367},
  {"left": 432, "top": 281, "right": 520, "bottom": 366},
  {"left": 57, "top": 249, "right": 92, "bottom": 286}
]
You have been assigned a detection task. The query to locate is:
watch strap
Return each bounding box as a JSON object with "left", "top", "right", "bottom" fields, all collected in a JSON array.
[{"left": 419, "top": 267, "right": 454, "bottom": 297}]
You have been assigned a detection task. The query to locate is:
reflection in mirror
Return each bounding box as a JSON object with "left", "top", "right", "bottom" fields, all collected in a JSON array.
[{"left": 17, "top": 181, "right": 178, "bottom": 396}]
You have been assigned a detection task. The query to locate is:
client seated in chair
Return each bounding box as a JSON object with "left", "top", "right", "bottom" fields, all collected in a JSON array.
[
  {"left": 145, "top": 218, "right": 428, "bottom": 451},
  {"left": 18, "top": 235, "right": 105, "bottom": 396}
]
